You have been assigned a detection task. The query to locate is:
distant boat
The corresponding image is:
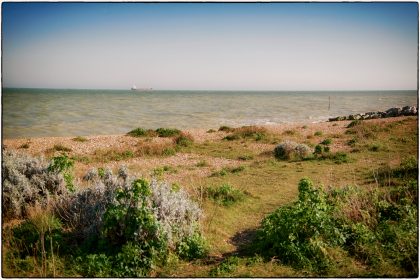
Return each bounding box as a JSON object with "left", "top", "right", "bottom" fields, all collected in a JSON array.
[{"left": 131, "top": 85, "right": 153, "bottom": 92}]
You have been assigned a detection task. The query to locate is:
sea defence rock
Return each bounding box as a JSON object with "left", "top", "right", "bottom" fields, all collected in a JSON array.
[{"left": 328, "top": 106, "right": 418, "bottom": 122}]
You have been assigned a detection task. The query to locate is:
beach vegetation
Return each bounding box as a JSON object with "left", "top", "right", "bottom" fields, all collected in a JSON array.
[
  {"left": 238, "top": 155, "right": 254, "bottom": 161},
  {"left": 274, "top": 141, "right": 311, "bottom": 161},
  {"left": 320, "top": 138, "right": 332, "bottom": 145},
  {"left": 206, "top": 184, "right": 245, "bottom": 206},
  {"left": 174, "top": 132, "right": 194, "bottom": 147},
  {"left": 196, "top": 160, "right": 209, "bottom": 167},
  {"left": 19, "top": 143, "right": 30, "bottom": 149},
  {"left": 254, "top": 174, "right": 418, "bottom": 276},
  {"left": 72, "top": 136, "right": 88, "bottom": 142},
  {"left": 2, "top": 150, "right": 69, "bottom": 221},
  {"left": 283, "top": 129, "right": 296, "bottom": 135},
  {"left": 347, "top": 119, "right": 362, "bottom": 128},
  {"left": 155, "top": 128, "right": 181, "bottom": 137},
  {"left": 314, "top": 131, "right": 323, "bottom": 136},
  {"left": 207, "top": 129, "right": 216, "bottom": 133},
  {"left": 136, "top": 142, "right": 177, "bottom": 157},
  {"left": 211, "top": 165, "right": 245, "bottom": 177},
  {"left": 127, "top": 128, "right": 156, "bottom": 137},
  {"left": 224, "top": 126, "right": 268, "bottom": 141},
  {"left": 219, "top": 125, "right": 235, "bottom": 132},
  {"left": 2, "top": 116, "right": 418, "bottom": 277},
  {"left": 52, "top": 144, "right": 72, "bottom": 152}
]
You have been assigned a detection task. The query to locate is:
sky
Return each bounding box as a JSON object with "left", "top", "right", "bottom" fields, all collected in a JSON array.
[{"left": 2, "top": 2, "right": 418, "bottom": 90}]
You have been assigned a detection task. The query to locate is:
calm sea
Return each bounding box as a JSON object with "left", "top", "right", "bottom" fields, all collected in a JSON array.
[{"left": 2, "top": 88, "right": 418, "bottom": 139}]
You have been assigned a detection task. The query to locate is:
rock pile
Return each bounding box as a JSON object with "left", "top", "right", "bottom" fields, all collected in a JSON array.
[{"left": 329, "top": 106, "right": 418, "bottom": 122}]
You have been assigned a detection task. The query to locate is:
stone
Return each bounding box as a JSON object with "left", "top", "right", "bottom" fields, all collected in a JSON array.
[
  {"left": 401, "top": 106, "right": 417, "bottom": 116},
  {"left": 385, "top": 107, "right": 402, "bottom": 118}
]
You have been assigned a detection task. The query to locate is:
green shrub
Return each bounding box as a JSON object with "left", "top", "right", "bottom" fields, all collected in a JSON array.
[
  {"left": 48, "top": 155, "right": 75, "bottom": 192},
  {"left": 320, "top": 138, "right": 332, "bottom": 145},
  {"left": 174, "top": 133, "right": 194, "bottom": 147},
  {"left": 176, "top": 232, "right": 208, "bottom": 261},
  {"left": 314, "top": 144, "right": 323, "bottom": 155},
  {"left": 162, "top": 147, "right": 176, "bottom": 156},
  {"left": 155, "top": 128, "right": 181, "bottom": 137},
  {"left": 331, "top": 152, "right": 349, "bottom": 164},
  {"left": 219, "top": 126, "right": 234, "bottom": 132},
  {"left": 255, "top": 178, "right": 345, "bottom": 272},
  {"left": 209, "top": 256, "right": 240, "bottom": 277},
  {"left": 314, "top": 131, "right": 323, "bottom": 136},
  {"left": 347, "top": 119, "right": 362, "bottom": 128},
  {"left": 76, "top": 254, "right": 112, "bottom": 277},
  {"left": 207, "top": 129, "right": 216, "bottom": 133},
  {"left": 127, "top": 128, "right": 156, "bottom": 137},
  {"left": 206, "top": 184, "right": 245, "bottom": 206}
]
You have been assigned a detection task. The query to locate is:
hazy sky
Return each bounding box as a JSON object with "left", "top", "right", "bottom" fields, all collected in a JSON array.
[{"left": 2, "top": 2, "right": 418, "bottom": 90}]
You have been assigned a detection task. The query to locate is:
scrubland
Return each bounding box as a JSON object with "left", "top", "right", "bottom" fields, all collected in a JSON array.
[{"left": 2, "top": 116, "right": 418, "bottom": 277}]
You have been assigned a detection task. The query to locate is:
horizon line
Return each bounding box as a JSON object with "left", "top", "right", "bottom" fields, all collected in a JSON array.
[{"left": 2, "top": 87, "right": 418, "bottom": 92}]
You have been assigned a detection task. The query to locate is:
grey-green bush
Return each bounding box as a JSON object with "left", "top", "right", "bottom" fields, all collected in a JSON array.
[
  {"left": 2, "top": 150, "right": 68, "bottom": 221},
  {"left": 274, "top": 141, "right": 311, "bottom": 160}
]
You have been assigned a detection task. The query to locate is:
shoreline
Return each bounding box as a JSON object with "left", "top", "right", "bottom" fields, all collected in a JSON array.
[{"left": 3, "top": 115, "right": 416, "bottom": 157}]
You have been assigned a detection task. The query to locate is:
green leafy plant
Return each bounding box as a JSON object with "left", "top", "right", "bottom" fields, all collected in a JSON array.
[
  {"left": 174, "top": 133, "right": 194, "bottom": 147},
  {"left": 176, "top": 232, "right": 208, "bottom": 261},
  {"left": 321, "top": 138, "right": 332, "bottom": 145},
  {"left": 48, "top": 155, "right": 75, "bottom": 192},
  {"left": 155, "top": 128, "right": 181, "bottom": 137},
  {"left": 209, "top": 256, "right": 240, "bottom": 277},
  {"left": 255, "top": 178, "right": 344, "bottom": 272},
  {"left": 206, "top": 184, "right": 245, "bottom": 206}
]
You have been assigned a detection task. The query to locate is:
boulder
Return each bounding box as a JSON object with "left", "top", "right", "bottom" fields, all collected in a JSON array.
[
  {"left": 401, "top": 106, "right": 417, "bottom": 116},
  {"left": 385, "top": 107, "right": 402, "bottom": 118}
]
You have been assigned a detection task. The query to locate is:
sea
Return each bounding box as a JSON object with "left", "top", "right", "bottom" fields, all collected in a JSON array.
[{"left": 2, "top": 88, "right": 418, "bottom": 139}]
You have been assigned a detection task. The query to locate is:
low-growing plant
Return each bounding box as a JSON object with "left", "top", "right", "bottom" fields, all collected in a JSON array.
[
  {"left": 347, "top": 119, "right": 362, "bottom": 128},
  {"left": 238, "top": 155, "right": 254, "bottom": 161},
  {"left": 127, "top": 128, "right": 156, "bottom": 137},
  {"left": 368, "top": 143, "right": 382, "bottom": 152},
  {"left": 206, "top": 184, "right": 245, "bottom": 206},
  {"left": 320, "top": 138, "right": 332, "bottom": 145},
  {"left": 223, "top": 134, "right": 241, "bottom": 141},
  {"left": 2, "top": 150, "right": 68, "bottom": 220},
  {"left": 174, "top": 133, "right": 194, "bottom": 147},
  {"left": 209, "top": 256, "right": 240, "bottom": 277},
  {"left": 274, "top": 141, "right": 311, "bottom": 161},
  {"left": 207, "top": 129, "right": 216, "bottom": 133},
  {"left": 155, "top": 128, "right": 181, "bottom": 137},
  {"left": 72, "top": 136, "right": 88, "bottom": 142},
  {"left": 219, "top": 126, "right": 234, "bottom": 132},
  {"left": 176, "top": 232, "right": 208, "bottom": 261},
  {"left": 48, "top": 155, "right": 75, "bottom": 192},
  {"left": 314, "top": 131, "right": 323, "bottom": 136},
  {"left": 136, "top": 142, "right": 176, "bottom": 157},
  {"left": 255, "top": 178, "right": 345, "bottom": 272},
  {"left": 283, "top": 129, "right": 296, "bottom": 135},
  {"left": 19, "top": 143, "right": 30, "bottom": 149},
  {"left": 196, "top": 160, "right": 209, "bottom": 167}
]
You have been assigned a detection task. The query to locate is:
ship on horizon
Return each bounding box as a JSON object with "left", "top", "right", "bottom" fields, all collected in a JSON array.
[{"left": 131, "top": 84, "right": 153, "bottom": 91}]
